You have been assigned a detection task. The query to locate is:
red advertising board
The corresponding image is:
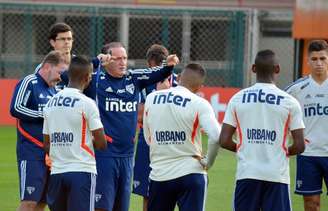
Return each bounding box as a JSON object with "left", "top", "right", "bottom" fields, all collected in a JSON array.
[
  {"left": 0, "top": 79, "right": 18, "bottom": 126},
  {"left": 198, "top": 87, "right": 240, "bottom": 123}
]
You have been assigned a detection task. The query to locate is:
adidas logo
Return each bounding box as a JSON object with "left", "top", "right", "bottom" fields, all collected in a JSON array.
[
  {"left": 305, "top": 94, "right": 311, "bottom": 99},
  {"left": 39, "top": 93, "right": 45, "bottom": 98},
  {"left": 105, "top": 87, "right": 113, "bottom": 93}
]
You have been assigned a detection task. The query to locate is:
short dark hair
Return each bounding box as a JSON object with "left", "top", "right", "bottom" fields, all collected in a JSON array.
[
  {"left": 48, "top": 22, "right": 73, "bottom": 41},
  {"left": 41, "top": 50, "right": 66, "bottom": 67},
  {"left": 101, "top": 42, "right": 125, "bottom": 54},
  {"left": 254, "top": 49, "right": 278, "bottom": 77},
  {"left": 308, "top": 40, "right": 328, "bottom": 53},
  {"left": 185, "top": 63, "right": 206, "bottom": 78},
  {"left": 146, "top": 44, "right": 169, "bottom": 66},
  {"left": 180, "top": 63, "right": 206, "bottom": 89},
  {"left": 68, "top": 55, "right": 92, "bottom": 81}
]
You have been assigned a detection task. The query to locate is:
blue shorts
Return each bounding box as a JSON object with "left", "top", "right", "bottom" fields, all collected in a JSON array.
[
  {"left": 47, "top": 172, "right": 96, "bottom": 211},
  {"left": 95, "top": 157, "right": 133, "bottom": 211},
  {"left": 234, "top": 179, "right": 291, "bottom": 211},
  {"left": 132, "top": 135, "right": 151, "bottom": 197},
  {"left": 148, "top": 173, "right": 208, "bottom": 211},
  {"left": 17, "top": 160, "right": 49, "bottom": 203},
  {"left": 295, "top": 155, "right": 328, "bottom": 195}
]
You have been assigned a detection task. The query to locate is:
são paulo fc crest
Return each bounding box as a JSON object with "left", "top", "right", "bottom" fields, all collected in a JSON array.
[
  {"left": 133, "top": 180, "right": 140, "bottom": 189},
  {"left": 95, "top": 194, "right": 102, "bottom": 202},
  {"left": 126, "top": 84, "right": 135, "bottom": 94},
  {"left": 26, "top": 186, "right": 35, "bottom": 195}
]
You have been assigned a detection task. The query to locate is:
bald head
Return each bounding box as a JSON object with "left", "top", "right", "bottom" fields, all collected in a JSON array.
[{"left": 179, "top": 63, "right": 206, "bottom": 93}]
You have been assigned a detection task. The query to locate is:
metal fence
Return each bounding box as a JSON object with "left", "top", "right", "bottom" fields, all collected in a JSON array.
[
  {"left": 0, "top": 3, "right": 295, "bottom": 88},
  {"left": 0, "top": 3, "right": 249, "bottom": 87}
]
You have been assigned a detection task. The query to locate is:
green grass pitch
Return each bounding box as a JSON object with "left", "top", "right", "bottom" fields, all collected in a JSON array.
[{"left": 0, "top": 126, "right": 327, "bottom": 210}]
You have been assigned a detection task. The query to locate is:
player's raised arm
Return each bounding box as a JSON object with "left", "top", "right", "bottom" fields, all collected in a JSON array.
[{"left": 132, "top": 54, "right": 179, "bottom": 89}]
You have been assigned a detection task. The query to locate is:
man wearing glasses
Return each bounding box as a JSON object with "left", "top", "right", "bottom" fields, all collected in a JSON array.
[{"left": 35, "top": 23, "right": 74, "bottom": 90}]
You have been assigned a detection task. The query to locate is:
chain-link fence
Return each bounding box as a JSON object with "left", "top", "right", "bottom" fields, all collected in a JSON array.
[
  {"left": 0, "top": 3, "right": 248, "bottom": 87},
  {"left": 0, "top": 2, "right": 295, "bottom": 88}
]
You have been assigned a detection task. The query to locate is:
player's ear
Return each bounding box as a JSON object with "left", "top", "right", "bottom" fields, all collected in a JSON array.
[
  {"left": 43, "top": 63, "right": 51, "bottom": 72},
  {"left": 274, "top": 64, "right": 280, "bottom": 74},
  {"left": 251, "top": 64, "right": 256, "bottom": 73},
  {"left": 50, "top": 39, "right": 56, "bottom": 49}
]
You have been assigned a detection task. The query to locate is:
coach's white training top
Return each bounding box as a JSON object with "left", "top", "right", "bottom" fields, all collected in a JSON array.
[
  {"left": 224, "top": 83, "right": 304, "bottom": 184},
  {"left": 43, "top": 88, "right": 103, "bottom": 174},
  {"left": 285, "top": 75, "right": 328, "bottom": 157},
  {"left": 143, "top": 86, "right": 221, "bottom": 181}
]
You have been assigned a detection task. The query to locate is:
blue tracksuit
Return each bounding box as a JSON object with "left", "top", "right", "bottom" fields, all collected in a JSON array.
[
  {"left": 84, "top": 63, "right": 173, "bottom": 211},
  {"left": 133, "top": 74, "right": 178, "bottom": 197},
  {"left": 10, "top": 73, "right": 56, "bottom": 202}
]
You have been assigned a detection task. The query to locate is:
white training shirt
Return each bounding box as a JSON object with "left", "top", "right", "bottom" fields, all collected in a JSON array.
[
  {"left": 43, "top": 87, "right": 103, "bottom": 174},
  {"left": 143, "top": 86, "right": 221, "bottom": 181},
  {"left": 285, "top": 75, "right": 328, "bottom": 157},
  {"left": 224, "top": 83, "right": 304, "bottom": 184}
]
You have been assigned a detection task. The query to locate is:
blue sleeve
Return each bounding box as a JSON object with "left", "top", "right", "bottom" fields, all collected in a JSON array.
[
  {"left": 139, "top": 89, "right": 147, "bottom": 103},
  {"left": 10, "top": 76, "right": 43, "bottom": 121},
  {"left": 171, "top": 73, "right": 178, "bottom": 87},
  {"left": 92, "top": 57, "right": 100, "bottom": 69},
  {"left": 60, "top": 71, "right": 69, "bottom": 87},
  {"left": 84, "top": 73, "right": 97, "bottom": 100},
  {"left": 131, "top": 65, "right": 174, "bottom": 89}
]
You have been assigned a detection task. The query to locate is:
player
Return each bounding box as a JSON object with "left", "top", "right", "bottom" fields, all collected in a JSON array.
[
  {"left": 84, "top": 42, "right": 179, "bottom": 211},
  {"left": 285, "top": 40, "right": 328, "bottom": 211},
  {"left": 43, "top": 55, "right": 107, "bottom": 211},
  {"left": 10, "top": 51, "right": 67, "bottom": 211},
  {"left": 219, "top": 49, "right": 305, "bottom": 211},
  {"left": 35, "top": 22, "right": 73, "bottom": 68},
  {"left": 143, "top": 63, "right": 221, "bottom": 211},
  {"left": 132, "top": 44, "right": 177, "bottom": 211},
  {"left": 34, "top": 23, "right": 73, "bottom": 89}
]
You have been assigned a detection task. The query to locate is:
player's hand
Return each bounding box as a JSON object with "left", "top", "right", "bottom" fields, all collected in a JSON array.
[
  {"left": 166, "top": 54, "right": 179, "bottom": 66},
  {"left": 97, "top": 53, "right": 112, "bottom": 66},
  {"left": 45, "top": 154, "right": 52, "bottom": 169},
  {"left": 192, "top": 155, "right": 208, "bottom": 170},
  {"left": 199, "top": 156, "right": 209, "bottom": 170}
]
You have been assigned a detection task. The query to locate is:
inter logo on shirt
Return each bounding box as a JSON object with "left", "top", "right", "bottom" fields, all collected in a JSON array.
[
  {"left": 153, "top": 92, "right": 191, "bottom": 107},
  {"left": 105, "top": 98, "right": 137, "bottom": 112},
  {"left": 47, "top": 96, "right": 80, "bottom": 108},
  {"left": 242, "top": 89, "right": 284, "bottom": 105},
  {"left": 304, "top": 103, "right": 328, "bottom": 117}
]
